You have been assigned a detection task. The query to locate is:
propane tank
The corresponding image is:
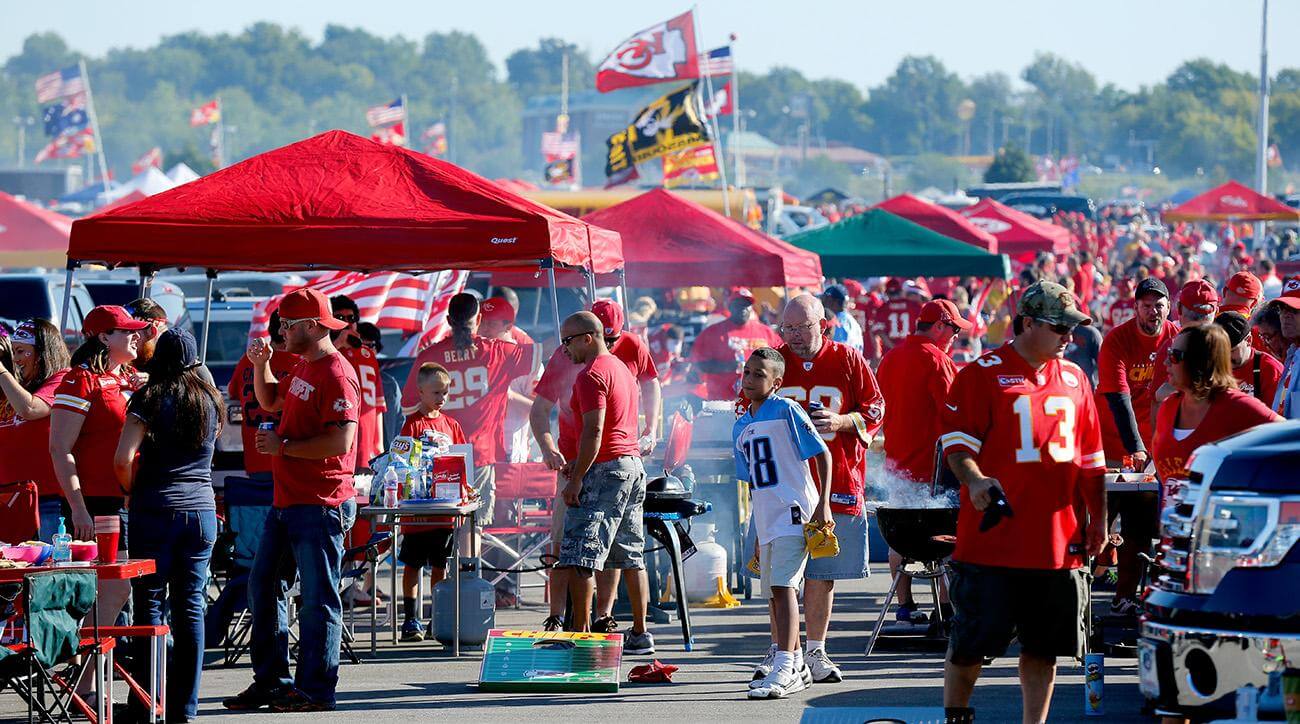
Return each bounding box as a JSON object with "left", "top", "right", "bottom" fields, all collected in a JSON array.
[
  {"left": 432, "top": 562, "right": 496, "bottom": 648},
  {"left": 683, "top": 523, "right": 729, "bottom": 602}
]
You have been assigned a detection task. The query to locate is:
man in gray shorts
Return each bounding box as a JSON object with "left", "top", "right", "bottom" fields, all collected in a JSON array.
[{"left": 555, "top": 312, "right": 654, "bottom": 655}]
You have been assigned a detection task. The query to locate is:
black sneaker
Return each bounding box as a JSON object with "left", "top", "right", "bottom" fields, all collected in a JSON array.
[
  {"left": 222, "top": 684, "right": 287, "bottom": 711},
  {"left": 591, "top": 615, "right": 619, "bottom": 634},
  {"left": 270, "top": 690, "right": 336, "bottom": 713},
  {"left": 542, "top": 615, "right": 563, "bottom": 632}
]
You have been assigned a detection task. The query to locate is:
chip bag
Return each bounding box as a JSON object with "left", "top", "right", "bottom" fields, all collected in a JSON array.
[{"left": 804, "top": 521, "right": 839, "bottom": 559}]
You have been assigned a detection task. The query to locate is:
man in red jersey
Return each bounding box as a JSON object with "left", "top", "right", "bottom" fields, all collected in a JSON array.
[
  {"left": 331, "top": 295, "right": 386, "bottom": 466},
  {"left": 690, "top": 289, "right": 781, "bottom": 400},
  {"left": 876, "top": 299, "right": 968, "bottom": 623},
  {"left": 478, "top": 297, "right": 540, "bottom": 463},
  {"left": 227, "top": 288, "right": 359, "bottom": 713},
  {"left": 940, "top": 281, "right": 1105, "bottom": 724},
  {"left": 757, "top": 293, "right": 883, "bottom": 683},
  {"left": 869, "top": 278, "right": 925, "bottom": 363},
  {"left": 229, "top": 311, "right": 300, "bottom": 480},
  {"left": 1104, "top": 277, "right": 1137, "bottom": 331},
  {"left": 530, "top": 299, "right": 659, "bottom": 632},
  {"left": 1216, "top": 311, "right": 1284, "bottom": 405}
]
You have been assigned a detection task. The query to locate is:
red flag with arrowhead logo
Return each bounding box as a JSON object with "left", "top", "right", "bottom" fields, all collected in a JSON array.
[{"left": 595, "top": 11, "right": 700, "bottom": 93}]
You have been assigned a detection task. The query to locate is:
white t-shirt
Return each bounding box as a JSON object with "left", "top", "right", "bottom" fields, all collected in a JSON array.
[{"left": 733, "top": 396, "right": 830, "bottom": 544}]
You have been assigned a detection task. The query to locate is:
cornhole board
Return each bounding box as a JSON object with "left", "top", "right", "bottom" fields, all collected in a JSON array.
[{"left": 478, "top": 629, "right": 623, "bottom": 693}]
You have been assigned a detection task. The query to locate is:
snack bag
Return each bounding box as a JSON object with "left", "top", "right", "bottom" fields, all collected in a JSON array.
[
  {"left": 804, "top": 521, "right": 840, "bottom": 559},
  {"left": 429, "top": 453, "right": 469, "bottom": 501}
]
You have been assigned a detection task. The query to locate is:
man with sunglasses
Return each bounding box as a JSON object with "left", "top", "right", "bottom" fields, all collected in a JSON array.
[
  {"left": 1147, "top": 279, "right": 1220, "bottom": 420},
  {"left": 941, "top": 281, "right": 1105, "bottom": 724},
  {"left": 1269, "top": 276, "right": 1300, "bottom": 418},
  {"left": 877, "top": 299, "right": 969, "bottom": 625}
]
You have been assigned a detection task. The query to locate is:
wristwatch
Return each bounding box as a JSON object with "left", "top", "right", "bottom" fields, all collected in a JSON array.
[{"left": 278, "top": 438, "right": 289, "bottom": 456}]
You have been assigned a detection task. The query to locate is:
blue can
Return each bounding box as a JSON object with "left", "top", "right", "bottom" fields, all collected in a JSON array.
[
  {"left": 1084, "top": 652, "right": 1104, "bottom": 716},
  {"left": 808, "top": 400, "right": 824, "bottom": 412}
]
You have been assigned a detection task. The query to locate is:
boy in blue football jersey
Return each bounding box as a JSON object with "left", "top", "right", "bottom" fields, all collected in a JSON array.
[{"left": 734, "top": 347, "right": 833, "bottom": 699}]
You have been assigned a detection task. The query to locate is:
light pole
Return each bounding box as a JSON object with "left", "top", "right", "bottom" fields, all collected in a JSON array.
[
  {"left": 1254, "top": 0, "right": 1270, "bottom": 243},
  {"left": 12, "top": 116, "right": 35, "bottom": 167}
]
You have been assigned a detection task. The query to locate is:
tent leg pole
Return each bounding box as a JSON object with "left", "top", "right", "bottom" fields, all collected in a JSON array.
[
  {"left": 585, "top": 270, "right": 597, "bottom": 308},
  {"left": 138, "top": 267, "right": 155, "bottom": 299},
  {"left": 59, "top": 264, "right": 76, "bottom": 335},
  {"left": 618, "top": 269, "right": 629, "bottom": 311},
  {"left": 199, "top": 270, "right": 217, "bottom": 364},
  {"left": 547, "top": 267, "right": 562, "bottom": 343}
]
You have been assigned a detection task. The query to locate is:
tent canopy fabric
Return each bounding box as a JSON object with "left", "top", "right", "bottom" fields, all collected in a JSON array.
[
  {"left": 489, "top": 189, "right": 822, "bottom": 289},
  {"left": 0, "top": 191, "right": 73, "bottom": 268},
  {"left": 1162, "top": 180, "right": 1300, "bottom": 222},
  {"left": 69, "top": 130, "right": 622, "bottom": 274},
  {"left": 785, "top": 208, "right": 1010, "bottom": 279},
  {"left": 875, "top": 193, "right": 998, "bottom": 252},
  {"left": 960, "top": 198, "right": 1072, "bottom": 260}
]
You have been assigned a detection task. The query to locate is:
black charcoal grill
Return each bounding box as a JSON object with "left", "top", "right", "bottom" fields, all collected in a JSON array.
[{"left": 866, "top": 506, "right": 960, "bottom": 656}]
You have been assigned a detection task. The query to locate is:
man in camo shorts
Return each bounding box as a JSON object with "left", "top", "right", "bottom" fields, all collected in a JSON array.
[{"left": 555, "top": 312, "right": 654, "bottom": 655}]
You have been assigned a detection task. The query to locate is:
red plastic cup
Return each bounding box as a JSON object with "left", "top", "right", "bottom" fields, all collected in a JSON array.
[{"left": 93, "top": 515, "right": 120, "bottom": 563}]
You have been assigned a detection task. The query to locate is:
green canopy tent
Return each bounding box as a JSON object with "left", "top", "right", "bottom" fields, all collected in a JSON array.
[{"left": 786, "top": 208, "right": 1011, "bottom": 278}]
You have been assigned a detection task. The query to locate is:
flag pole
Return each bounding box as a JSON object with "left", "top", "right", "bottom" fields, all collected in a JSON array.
[
  {"left": 215, "top": 96, "right": 225, "bottom": 169},
  {"left": 692, "top": 9, "right": 731, "bottom": 218},
  {"left": 401, "top": 93, "right": 411, "bottom": 149},
  {"left": 79, "top": 59, "right": 111, "bottom": 186},
  {"left": 729, "top": 38, "right": 746, "bottom": 188}
]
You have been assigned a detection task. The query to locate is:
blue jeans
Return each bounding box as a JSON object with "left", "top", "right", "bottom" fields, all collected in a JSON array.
[
  {"left": 127, "top": 508, "right": 217, "bottom": 720},
  {"left": 248, "top": 505, "right": 344, "bottom": 704},
  {"left": 38, "top": 497, "right": 69, "bottom": 543}
]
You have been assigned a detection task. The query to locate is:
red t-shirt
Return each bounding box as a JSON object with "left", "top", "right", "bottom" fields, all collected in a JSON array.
[
  {"left": 399, "top": 412, "right": 467, "bottom": 531},
  {"left": 271, "top": 352, "right": 360, "bottom": 508},
  {"left": 1095, "top": 318, "right": 1179, "bottom": 459},
  {"left": 0, "top": 369, "right": 68, "bottom": 496},
  {"left": 535, "top": 334, "right": 657, "bottom": 460},
  {"left": 51, "top": 365, "right": 135, "bottom": 499},
  {"left": 229, "top": 350, "right": 301, "bottom": 475},
  {"left": 343, "top": 346, "right": 387, "bottom": 467},
  {"left": 571, "top": 353, "right": 640, "bottom": 463},
  {"left": 510, "top": 327, "right": 534, "bottom": 345},
  {"left": 777, "top": 340, "right": 884, "bottom": 516},
  {"left": 401, "top": 335, "right": 538, "bottom": 467},
  {"left": 877, "top": 335, "right": 958, "bottom": 484},
  {"left": 942, "top": 345, "right": 1105, "bottom": 570},
  {"left": 1232, "top": 351, "right": 1284, "bottom": 406},
  {"left": 870, "top": 298, "right": 925, "bottom": 356},
  {"left": 1152, "top": 389, "right": 1280, "bottom": 483},
  {"left": 1147, "top": 334, "right": 1178, "bottom": 399},
  {"left": 689, "top": 317, "right": 782, "bottom": 400},
  {"left": 1073, "top": 263, "right": 1095, "bottom": 307}
]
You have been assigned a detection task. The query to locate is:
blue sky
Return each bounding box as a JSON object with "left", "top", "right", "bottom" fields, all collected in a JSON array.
[{"left": 4, "top": 1, "right": 1295, "bottom": 91}]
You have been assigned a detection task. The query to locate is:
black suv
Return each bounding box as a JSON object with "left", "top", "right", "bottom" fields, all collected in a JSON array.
[{"left": 1140, "top": 420, "right": 1300, "bottom": 718}]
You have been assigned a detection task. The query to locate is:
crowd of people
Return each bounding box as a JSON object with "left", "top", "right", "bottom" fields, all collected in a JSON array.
[{"left": 2, "top": 202, "right": 1298, "bottom": 719}]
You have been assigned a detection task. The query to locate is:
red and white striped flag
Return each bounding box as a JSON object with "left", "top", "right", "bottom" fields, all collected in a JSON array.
[
  {"left": 35, "top": 66, "right": 86, "bottom": 104},
  {"left": 248, "top": 270, "right": 468, "bottom": 354},
  {"left": 132, "top": 147, "right": 163, "bottom": 175}
]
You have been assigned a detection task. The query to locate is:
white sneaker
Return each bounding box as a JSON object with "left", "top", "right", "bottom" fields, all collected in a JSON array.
[
  {"left": 747, "top": 666, "right": 808, "bottom": 699},
  {"left": 806, "top": 648, "right": 843, "bottom": 683},
  {"left": 798, "top": 662, "right": 813, "bottom": 686},
  {"left": 749, "top": 643, "right": 778, "bottom": 686}
]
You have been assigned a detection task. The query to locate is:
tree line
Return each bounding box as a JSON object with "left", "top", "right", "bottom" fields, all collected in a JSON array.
[{"left": 0, "top": 25, "right": 1295, "bottom": 187}]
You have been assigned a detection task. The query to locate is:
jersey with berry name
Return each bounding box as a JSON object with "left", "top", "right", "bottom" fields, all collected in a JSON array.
[
  {"left": 941, "top": 345, "right": 1104, "bottom": 570},
  {"left": 870, "top": 298, "right": 925, "bottom": 353},
  {"left": 776, "top": 340, "right": 884, "bottom": 516},
  {"left": 401, "top": 335, "right": 538, "bottom": 467}
]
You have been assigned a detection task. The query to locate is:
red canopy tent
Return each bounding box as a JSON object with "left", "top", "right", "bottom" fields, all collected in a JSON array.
[
  {"left": 70, "top": 130, "right": 621, "bottom": 274},
  {"left": 0, "top": 191, "right": 73, "bottom": 268},
  {"left": 961, "top": 198, "right": 1071, "bottom": 261},
  {"left": 1162, "top": 180, "right": 1300, "bottom": 222},
  {"left": 875, "top": 193, "right": 997, "bottom": 252},
  {"left": 491, "top": 188, "right": 822, "bottom": 289},
  {"left": 91, "top": 189, "right": 148, "bottom": 215}
]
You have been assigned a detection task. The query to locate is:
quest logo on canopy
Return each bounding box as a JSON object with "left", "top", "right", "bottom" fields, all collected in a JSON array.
[
  {"left": 967, "top": 217, "right": 1011, "bottom": 234},
  {"left": 490, "top": 237, "right": 518, "bottom": 245}
]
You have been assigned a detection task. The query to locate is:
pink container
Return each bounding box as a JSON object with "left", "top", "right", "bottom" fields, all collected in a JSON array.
[
  {"left": 69, "top": 541, "right": 98, "bottom": 562},
  {"left": 1, "top": 544, "right": 52, "bottom": 564}
]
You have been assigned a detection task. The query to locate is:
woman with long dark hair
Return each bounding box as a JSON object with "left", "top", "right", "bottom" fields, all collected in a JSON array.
[
  {"left": 0, "top": 319, "right": 71, "bottom": 540},
  {"left": 114, "top": 328, "right": 221, "bottom": 722}
]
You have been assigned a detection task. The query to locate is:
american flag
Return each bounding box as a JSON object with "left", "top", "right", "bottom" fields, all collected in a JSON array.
[
  {"left": 698, "top": 46, "right": 734, "bottom": 77},
  {"left": 541, "top": 131, "right": 579, "bottom": 160},
  {"left": 35, "top": 66, "right": 86, "bottom": 104},
  {"left": 365, "top": 98, "right": 406, "bottom": 127},
  {"left": 248, "top": 270, "right": 469, "bottom": 355}
]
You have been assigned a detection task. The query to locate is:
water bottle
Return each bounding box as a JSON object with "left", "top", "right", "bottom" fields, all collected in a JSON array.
[
  {"left": 381, "top": 467, "right": 400, "bottom": 508},
  {"left": 51, "top": 517, "right": 72, "bottom": 563}
]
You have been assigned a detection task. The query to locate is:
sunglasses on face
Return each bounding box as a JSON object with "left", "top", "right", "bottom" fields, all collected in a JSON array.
[
  {"left": 279, "top": 317, "right": 318, "bottom": 330},
  {"left": 1035, "top": 318, "right": 1077, "bottom": 335},
  {"left": 561, "top": 332, "right": 591, "bottom": 347},
  {"left": 1168, "top": 348, "right": 1186, "bottom": 364}
]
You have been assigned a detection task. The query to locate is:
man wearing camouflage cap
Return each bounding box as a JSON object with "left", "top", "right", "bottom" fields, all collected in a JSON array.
[{"left": 940, "top": 281, "right": 1106, "bottom": 723}]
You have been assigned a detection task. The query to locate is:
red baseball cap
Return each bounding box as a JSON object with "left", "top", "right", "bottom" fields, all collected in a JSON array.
[
  {"left": 480, "top": 296, "right": 515, "bottom": 324},
  {"left": 884, "top": 278, "right": 903, "bottom": 294},
  {"left": 279, "top": 288, "right": 348, "bottom": 330},
  {"left": 591, "top": 299, "right": 625, "bottom": 337},
  {"left": 917, "top": 299, "right": 973, "bottom": 331},
  {"left": 1178, "top": 279, "right": 1219, "bottom": 314},
  {"left": 1274, "top": 276, "right": 1300, "bottom": 310},
  {"left": 841, "top": 279, "right": 865, "bottom": 297},
  {"left": 82, "top": 305, "right": 150, "bottom": 337},
  {"left": 1225, "top": 271, "right": 1263, "bottom": 300},
  {"left": 728, "top": 287, "right": 756, "bottom": 305}
]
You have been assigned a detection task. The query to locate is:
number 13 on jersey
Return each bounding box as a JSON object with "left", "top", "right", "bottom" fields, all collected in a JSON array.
[{"left": 1011, "top": 394, "right": 1076, "bottom": 463}]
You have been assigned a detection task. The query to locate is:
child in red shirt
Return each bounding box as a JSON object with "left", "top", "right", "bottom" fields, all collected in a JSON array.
[{"left": 396, "top": 363, "right": 466, "bottom": 641}]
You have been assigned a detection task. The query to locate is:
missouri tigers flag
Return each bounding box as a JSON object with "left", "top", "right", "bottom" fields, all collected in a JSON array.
[{"left": 605, "top": 81, "right": 710, "bottom": 184}]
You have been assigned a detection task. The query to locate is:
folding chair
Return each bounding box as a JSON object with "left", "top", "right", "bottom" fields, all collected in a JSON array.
[
  {"left": 0, "top": 480, "right": 40, "bottom": 544},
  {"left": 0, "top": 569, "right": 114, "bottom": 723},
  {"left": 204, "top": 475, "right": 273, "bottom": 666},
  {"left": 481, "top": 463, "right": 558, "bottom": 606},
  {"left": 334, "top": 531, "right": 391, "bottom": 664}
]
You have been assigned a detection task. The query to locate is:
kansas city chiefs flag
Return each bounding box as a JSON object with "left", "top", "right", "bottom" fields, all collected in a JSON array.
[{"left": 596, "top": 11, "right": 700, "bottom": 93}]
